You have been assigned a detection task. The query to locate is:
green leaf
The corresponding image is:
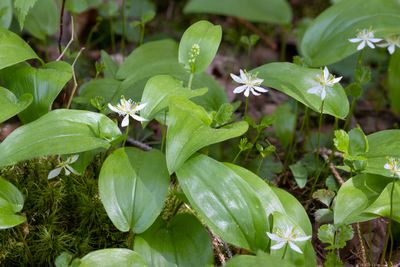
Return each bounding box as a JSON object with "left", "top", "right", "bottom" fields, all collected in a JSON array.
[
  {"left": 23, "top": 0, "right": 59, "bottom": 40},
  {"left": 314, "top": 209, "right": 333, "bottom": 224},
  {"left": 364, "top": 130, "right": 400, "bottom": 177},
  {"left": 325, "top": 251, "right": 343, "bottom": 267},
  {"left": 178, "top": 20, "right": 222, "bottom": 74},
  {"left": 0, "top": 61, "right": 72, "bottom": 123},
  {"left": 55, "top": 252, "right": 74, "bottom": 267},
  {"left": 348, "top": 127, "right": 368, "bottom": 156},
  {"left": 0, "top": 109, "right": 121, "bottom": 167},
  {"left": 99, "top": 147, "right": 169, "bottom": 233},
  {"left": 225, "top": 251, "right": 295, "bottom": 267},
  {"left": 0, "top": 0, "right": 12, "bottom": 29},
  {"left": 184, "top": 0, "right": 292, "bottom": 25},
  {"left": 318, "top": 224, "right": 353, "bottom": 250},
  {"left": 14, "top": 0, "right": 38, "bottom": 29},
  {"left": 333, "top": 130, "right": 349, "bottom": 154},
  {"left": 0, "top": 177, "right": 26, "bottom": 229},
  {"left": 134, "top": 213, "right": 213, "bottom": 267},
  {"left": 300, "top": 0, "right": 400, "bottom": 66},
  {"left": 0, "top": 87, "right": 32, "bottom": 124},
  {"left": 166, "top": 98, "right": 248, "bottom": 173},
  {"left": 101, "top": 50, "right": 119, "bottom": 79},
  {"left": 274, "top": 103, "right": 296, "bottom": 148},
  {"left": 252, "top": 63, "right": 349, "bottom": 119},
  {"left": 65, "top": 0, "right": 103, "bottom": 14},
  {"left": 140, "top": 75, "right": 207, "bottom": 126},
  {"left": 79, "top": 249, "right": 147, "bottom": 267},
  {"left": 317, "top": 224, "right": 335, "bottom": 247},
  {"left": 334, "top": 173, "right": 392, "bottom": 224},
  {"left": 0, "top": 27, "right": 39, "bottom": 70},
  {"left": 176, "top": 154, "right": 270, "bottom": 252},
  {"left": 388, "top": 50, "right": 400, "bottom": 113},
  {"left": 289, "top": 161, "right": 308, "bottom": 189},
  {"left": 312, "top": 189, "right": 335, "bottom": 207},
  {"left": 116, "top": 39, "right": 227, "bottom": 111}
]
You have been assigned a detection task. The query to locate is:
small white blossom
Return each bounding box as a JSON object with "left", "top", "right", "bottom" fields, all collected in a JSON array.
[
  {"left": 307, "top": 66, "right": 342, "bottom": 100},
  {"left": 48, "top": 155, "right": 80, "bottom": 179},
  {"left": 349, "top": 29, "right": 382, "bottom": 50},
  {"left": 230, "top": 69, "right": 268, "bottom": 97},
  {"left": 108, "top": 97, "right": 147, "bottom": 127},
  {"left": 384, "top": 157, "right": 400, "bottom": 178},
  {"left": 267, "top": 226, "right": 311, "bottom": 254},
  {"left": 378, "top": 36, "right": 400, "bottom": 54}
]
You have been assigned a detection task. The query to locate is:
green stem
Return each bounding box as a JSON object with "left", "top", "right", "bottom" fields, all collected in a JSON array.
[
  {"left": 344, "top": 97, "right": 356, "bottom": 130},
  {"left": 244, "top": 97, "right": 249, "bottom": 117},
  {"left": 127, "top": 231, "right": 135, "bottom": 249},
  {"left": 257, "top": 157, "right": 264, "bottom": 175},
  {"left": 233, "top": 150, "right": 242, "bottom": 163},
  {"left": 123, "top": 125, "right": 129, "bottom": 147},
  {"left": 380, "top": 179, "right": 396, "bottom": 265},
  {"left": 281, "top": 243, "right": 288, "bottom": 260},
  {"left": 279, "top": 26, "right": 288, "bottom": 62},
  {"left": 161, "top": 111, "right": 167, "bottom": 152},
  {"left": 110, "top": 20, "right": 116, "bottom": 53},
  {"left": 139, "top": 24, "right": 145, "bottom": 46},
  {"left": 120, "top": 0, "right": 126, "bottom": 55},
  {"left": 316, "top": 101, "right": 325, "bottom": 163},
  {"left": 188, "top": 73, "right": 194, "bottom": 89}
]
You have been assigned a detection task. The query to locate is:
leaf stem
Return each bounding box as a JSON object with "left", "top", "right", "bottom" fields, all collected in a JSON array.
[
  {"left": 233, "top": 151, "right": 242, "bottom": 163},
  {"left": 380, "top": 179, "right": 396, "bottom": 265}
]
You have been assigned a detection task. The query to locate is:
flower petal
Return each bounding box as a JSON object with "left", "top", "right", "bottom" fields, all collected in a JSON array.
[
  {"left": 131, "top": 114, "right": 148, "bottom": 122},
  {"left": 288, "top": 241, "right": 303, "bottom": 254},
  {"left": 370, "top": 38, "right": 382, "bottom": 43},
  {"left": 48, "top": 167, "right": 62, "bottom": 179},
  {"left": 349, "top": 38, "right": 362, "bottom": 43},
  {"left": 323, "top": 67, "right": 329, "bottom": 81},
  {"left": 251, "top": 89, "right": 261, "bottom": 96},
  {"left": 230, "top": 73, "right": 243, "bottom": 84},
  {"left": 121, "top": 115, "right": 130, "bottom": 127},
  {"left": 66, "top": 165, "right": 80, "bottom": 176},
  {"left": 233, "top": 85, "right": 247, "bottom": 94},
  {"left": 321, "top": 88, "right": 327, "bottom": 100},
  {"left": 384, "top": 163, "right": 392, "bottom": 170},
  {"left": 307, "top": 86, "right": 321, "bottom": 95},
  {"left": 267, "top": 232, "right": 285, "bottom": 242},
  {"left": 108, "top": 103, "right": 121, "bottom": 114},
  {"left": 367, "top": 41, "right": 375, "bottom": 49},
  {"left": 136, "top": 103, "right": 147, "bottom": 111},
  {"left": 271, "top": 242, "right": 286, "bottom": 250},
  {"left": 294, "top": 235, "right": 312, "bottom": 242},
  {"left": 332, "top": 76, "right": 343, "bottom": 84},
  {"left": 253, "top": 78, "right": 264, "bottom": 84},
  {"left": 69, "top": 155, "right": 79, "bottom": 164},
  {"left": 357, "top": 41, "right": 366, "bottom": 50},
  {"left": 239, "top": 69, "right": 247, "bottom": 82},
  {"left": 244, "top": 88, "right": 250, "bottom": 97},
  {"left": 253, "top": 86, "right": 268, "bottom": 93},
  {"left": 388, "top": 44, "right": 395, "bottom": 54}
]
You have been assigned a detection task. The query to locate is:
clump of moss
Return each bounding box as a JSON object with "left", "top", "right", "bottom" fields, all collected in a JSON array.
[{"left": 0, "top": 157, "right": 127, "bottom": 266}]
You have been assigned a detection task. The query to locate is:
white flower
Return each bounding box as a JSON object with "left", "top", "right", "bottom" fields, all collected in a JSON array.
[
  {"left": 108, "top": 97, "right": 147, "bottom": 127},
  {"left": 230, "top": 69, "right": 268, "bottom": 97},
  {"left": 307, "top": 66, "right": 342, "bottom": 100},
  {"left": 349, "top": 29, "right": 382, "bottom": 50},
  {"left": 267, "top": 226, "right": 311, "bottom": 254},
  {"left": 378, "top": 36, "right": 400, "bottom": 54},
  {"left": 384, "top": 157, "right": 400, "bottom": 178},
  {"left": 48, "top": 155, "right": 80, "bottom": 179}
]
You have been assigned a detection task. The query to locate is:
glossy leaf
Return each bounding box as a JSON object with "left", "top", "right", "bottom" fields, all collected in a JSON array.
[
  {"left": 178, "top": 20, "right": 222, "bottom": 73},
  {"left": 0, "top": 177, "right": 26, "bottom": 229},
  {"left": 134, "top": 214, "right": 213, "bottom": 267},
  {"left": 116, "top": 39, "right": 227, "bottom": 111},
  {"left": 166, "top": 98, "right": 248, "bottom": 173},
  {"left": 176, "top": 154, "right": 270, "bottom": 252},
  {"left": 66, "top": 0, "right": 103, "bottom": 14},
  {"left": 101, "top": 50, "right": 119, "bottom": 79},
  {"left": 334, "top": 173, "right": 392, "bottom": 224},
  {"left": 14, "top": 0, "right": 37, "bottom": 29},
  {"left": 364, "top": 130, "right": 400, "bottom": 177},
  {"left": 24, "top": 0, "right": 59, "bottom": 40},
  {"left": 388, "top": 51, "right": 400, "bottom": 113},
  {"left": 0, "top": 87, "right": 32, "bottom": 124},
  {"left": 0, "top": 61, "right": 72, "bottom": 123},
  {"left": 0, "top": 109, "right": 121, "bottom": 167},
  {"left": 79, "top": 249, "right": 147, "bottom": 267},
  {"left": 252, "top": 63, "right": 349, "bottom": 119},
  {"left": 184, "top": 0, "right": 292, "bottom": 25},
  {"left": 0, "top": 0, "right": 12, "bottom": 29},
  {"left": 0, "top": 27, "right": 39, "bottom": 70},
  {"left": 140, "top": 75, "right": 207, "bottom": 126},
  {"left": 274, "top": 103, "right": 296, "bottom": 148},
  {"left": 225, "top": 251, "right": 295, "bottom": 267},
  {"left": 76, "top": 78, "right": 122, "bottom": 106},
  {"left": 99, "top": 148, "right": 169, "bottom": 233},
  {"left": 300, "top": 0, "right": 400, "bottom": 66}
]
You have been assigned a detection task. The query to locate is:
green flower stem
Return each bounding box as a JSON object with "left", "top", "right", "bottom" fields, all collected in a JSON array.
[
  {"left": 257, "top": 156, "right": 264, "bottom": 175},
  {"left": 380, "top": 179, "right": 396, "bottom": 265},
  {"left": 110, "top": 20, "right": 116, "bottom": 53},
  {"left": 233, "top": 150, "right": 242, "bottom": 163},
  {"left": 281, "top": 243, "right": 288, "bottom": 260},
  {"left": 188, "top": 73, "right": 194, "bottom": 89},
  {"left": 244, "top": 97, "right": 249, "bottom": 117},
  {"left": 139, "top": 24, "right": 145, "bottom": 46},
  {"left": 127, "top": 230, "right": 135, "bottom": 249},
  {"left": 123, "top": 125, "right": 129, "bottom": 147},
  {"left": 316, "top": 101, "right": 325, "bottom": 162},
  {"left": 120, "top": 0, "right": 126, "bottom": 55}
]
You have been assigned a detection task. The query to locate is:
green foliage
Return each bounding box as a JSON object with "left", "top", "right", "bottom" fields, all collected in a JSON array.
[
  {"left": 318, "top": 224, "right": 354, "bottom": 250},
  {"left": 13, "top": 0, "right": 38, "bottom": 29},
  {"left": 24, "top": 0, "right": 59, "bottom": 40},
  {"left": 388, "top": 51, "right": 400, "bottom": 113},
  {"left": 225, "top": 251, "right": 295, "bottom": 267},
  {"left": 134, "top": 214, "right": 214, "bottom": 267},
  {"left": 312, "top": 189, "right": 335, "bottom": 207},
  {"left": 0, "top": 87, "right": 32, "bottom": 124},
  {"left": 0, "top": 110, "right": 121, "bottom": 167},
  {"left": 184, "top": 0, "right": 292, "bottom": 25},
  {"left": 99, "top": 148, "right": 169, "bottom": 233},
  {"left": 0, "top": 0, "right": 12, "bottom": 29},
  {"left": 79, "top": 249, "right": 147, "bottom": 267},
  {"left": 300, "top": 0, "right": 400, "bottom": 66},
  {"left": 0, "top": 177, "right": 26, "bottom": 229}
]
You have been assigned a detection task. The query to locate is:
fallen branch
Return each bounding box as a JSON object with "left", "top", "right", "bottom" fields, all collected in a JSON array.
[{"left": 126, "top": 137, "right": 152, "bottom": 151}]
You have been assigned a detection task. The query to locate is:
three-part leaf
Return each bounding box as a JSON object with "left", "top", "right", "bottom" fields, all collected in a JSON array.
[{"left": 99, "top": 148, "right": 169, "bottom": 233}]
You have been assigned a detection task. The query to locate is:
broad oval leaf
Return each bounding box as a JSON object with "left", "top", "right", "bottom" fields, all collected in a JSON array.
[
  {"left": 75, "top": 78, "right": 122, "bottom": 107},
  {"left": 116, "top": 39, "right": 227, "bottom": 111},
  {"left": 176, "top": 154, "right": 270, "bottom": 252},
  {"left": 140, "top": 74, "right": 207, "bottom": 125},
  {"left": 99, "top": 147, "right": 169, "bottom": 233},
  {"left": 364, "top": 130, "right": 400, "bottom": 177},
  {"left": 0, "top": 0, "right": 12, "bottom": 29},
  {"left": 0, "top": 109, "right": 121, "bottom": 167},
  {"left": 0, "top": 177, "right": 26, "bottom": 229},
  {"left": 0, "top": 27, "right": 39, "bottom": 70},
  {"left": 0, "top": 87, "right": 32, "bottom": 124},
  {"left": 300, "top": 0, "right": 400, "bottom": 66},
  {"left": 79, "top": 249, "right": 147, "bottom": 267},
  {"left": 388, "top": 51, "right": 400, "bottom": 113},
  {"left": 252, "top": 62, "right": 349, "bottom": 119},
  {"left": 178, "top": 20, "right": 222, "bottom": 74},
  {"left": 134, "top": 213, "right": 213, "bottom": 267},
  {"left": 0, "top": 61, "right": 72, "bottom": 123},
  {"left": 184, "top": 0, "right": 292, "bottom": 25},
  {"left": 334, "top": 173, "right": 392, "bottom": 224},
  {"left": 166, "top": 98, "right": 248, "bottom": 173},
  {"left": 24, "top": 0, "right": 59, "bottom": 40},
  {"left": 225, "top": 251, "right": 295, "bottom": 267}
]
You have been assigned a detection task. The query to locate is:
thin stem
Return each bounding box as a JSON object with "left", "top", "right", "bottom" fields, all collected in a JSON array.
[
  {"left": 161, "top": 110, "right": 167, "bottom": 152},
  {"left": 257, "top": 157, "right": 264, "bottom": 175},
  {"left": 344, "top": 97, "right": 356, "bottom": 130},
  {"left": 316, "top": 101, "right": 325, "bottom": 163},
  {"left": 139, "top": 24, "right": 145, "bottom": 46},
  {"left": 122, "top": 125, "right": 129, "bottom": 147},
  {"left": 66, "top": 48, "right": 85, "bottom": 109},
  {"left": 188, "top": 73, "right": 194, "bottom": 89},
  {"left": 120, "top": 0, "right": 126, "bottom": 55},
  {"left": 244, "top": 97, "right": 249, "bottom": 117},
  {"left": 281, "top": 243, "right": 288, "bottom": 260},
  {"left": 57, "top": 17, "right": 75, "bottom": 61},
  {"left": 127, "top": 231, "right": 135, "bottom": 249},
  {"left": 110, "top": 20, "right": 116, "bottom": 53},
  {"left": 380, "top": 179, "right": 396, "bottom": 265},
  {"left": 17, "top": 226, "right": 32, "bottom": 264},
  {"left": 58, "top": 0, "right": 66, "bottom": 54},
  {"left": 279, "top": 26, "right": 288, "bottom": 61},
  {"left": 233, "top": 151, "right": 242, "bottom": 163}
]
